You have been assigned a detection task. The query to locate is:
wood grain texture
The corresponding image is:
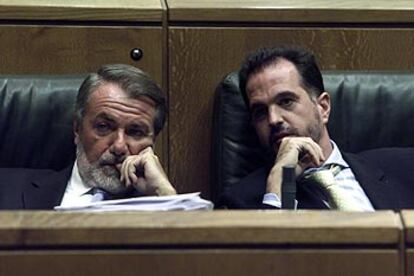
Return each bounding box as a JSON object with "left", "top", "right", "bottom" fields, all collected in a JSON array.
[
  {"left": 0, "top": 249, "right": 399, "bottom": 276},
  {"left": 407, "top": 249, "right": 414, "bottom": 276},
  {"left": 0, "top": 0, "right": 162, "bottom": 21},
  {"left": 0, "top": 211, "right": 401, "bottom": 246},
  {"left": 168, "top": 27, "right": 414, "bottom": 197},
  {"left": 168, "top": 0, "right": 414, "bottom": 22},
  {"left": 401, "top": 211, "right": 414, "bottom": 244},
  {"left": 0, "top": 26, "right": 163, "bottom": 76}
]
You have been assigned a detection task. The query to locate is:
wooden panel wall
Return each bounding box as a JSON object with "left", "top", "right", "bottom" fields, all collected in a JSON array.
[{"left": 0, "top": 26, "right": 162, "bottom": 77}]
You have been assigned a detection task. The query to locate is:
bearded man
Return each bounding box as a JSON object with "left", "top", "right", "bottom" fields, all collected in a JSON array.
[{"left": 0, "top": 64, "right": 175, "bottom": 209}]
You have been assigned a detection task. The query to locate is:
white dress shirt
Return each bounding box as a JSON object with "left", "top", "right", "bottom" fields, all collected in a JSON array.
[
  {"left": 58, "top": 161, "right": 96, "bottom": 207},
  {"left": 263, "top": 141, "right": 375, "bottom": 211}
]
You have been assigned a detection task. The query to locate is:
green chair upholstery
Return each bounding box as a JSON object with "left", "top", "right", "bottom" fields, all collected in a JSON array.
[{"left": 0, "top": 75, "right": 84, "bottom": 170}]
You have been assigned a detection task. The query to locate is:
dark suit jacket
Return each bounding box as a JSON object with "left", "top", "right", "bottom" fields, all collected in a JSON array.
[
  {"left": 0, "top": 165, "right": 147, "bottom": 209},
  {"left": 219, "top": 148, "right": 414, "bottom": 210},
  {"left": 0, "top": 167, "right": 72, "bottom": 209}
]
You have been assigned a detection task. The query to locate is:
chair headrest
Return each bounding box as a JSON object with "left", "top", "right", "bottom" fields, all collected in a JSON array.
[{"left": 0, "top": 75, "right": 84, "bottom": 170}]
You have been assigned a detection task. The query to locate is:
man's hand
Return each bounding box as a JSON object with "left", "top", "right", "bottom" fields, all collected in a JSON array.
[
  {"left": 266, "top": 137, "right": 325, "bottom": 197},
  {"left": 119, "top": 147, "right": 176, "bottom": 196}
]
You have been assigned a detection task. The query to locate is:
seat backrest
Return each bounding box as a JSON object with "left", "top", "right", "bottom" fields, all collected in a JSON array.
[
  {"left": 0, "top": 75, "right": 84, "bottom": 170},
  {"left": 211, "top": 71, "right": 414, "bottom": 202}
]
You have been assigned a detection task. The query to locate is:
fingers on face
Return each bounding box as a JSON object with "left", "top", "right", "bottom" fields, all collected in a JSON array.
[
  {"left": 120, "top": 147, "right": 160, "bottom": 186},
  {"left": 279, "top": 137, "right": 324, "bottom": 167},
  {"left": 120, "top": 156, "right": 137, "bottom": 186},
  {"left": 297, "top": 138, "right": 324, "bottom": 167}
]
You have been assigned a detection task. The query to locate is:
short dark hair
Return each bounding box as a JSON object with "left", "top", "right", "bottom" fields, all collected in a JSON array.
[
  {"left": 239, "top": 45, "right": 325, "bottom": 106},
  {"left": 75, "top": 64, "right": 167, "bottom": 136}
]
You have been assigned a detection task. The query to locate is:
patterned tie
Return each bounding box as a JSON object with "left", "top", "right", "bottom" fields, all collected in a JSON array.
[{"left": 301, "top": 164, "right": 364, "bottom": 211}]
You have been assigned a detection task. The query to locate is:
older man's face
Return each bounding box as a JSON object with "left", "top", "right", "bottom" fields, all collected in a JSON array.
[{"left": 74, "top": 82, "right": 156, "bottom": 194}]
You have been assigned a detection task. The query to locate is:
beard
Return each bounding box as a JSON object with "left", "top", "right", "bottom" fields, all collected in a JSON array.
[
  {"left": 76, "top": 143, "right": 130, "bottom": 195},
  {"left": 265, "top": 107, "right": 324, "bottom": 162}
]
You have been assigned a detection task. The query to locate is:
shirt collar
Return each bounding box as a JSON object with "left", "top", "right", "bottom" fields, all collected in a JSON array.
[
  {"left": 66, "top": 160, "right": 93, "bottom": 196},
  {"left": 323, "top": 140, "right": 349, "bottom": 168}
]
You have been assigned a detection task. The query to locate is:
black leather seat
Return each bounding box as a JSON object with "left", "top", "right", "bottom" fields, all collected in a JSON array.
[
  {"left": 0, "top": 75, "right": 84, "bottom": 170},
  {"left": 211, "top": 71, "right": 414, "bottom": 203}
]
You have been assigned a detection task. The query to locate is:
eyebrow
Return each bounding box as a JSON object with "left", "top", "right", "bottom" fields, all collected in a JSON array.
[
  {"left": 93, "top": 112, "right": 153, "bottom": 134},
  {"left": 129, "top": 122, "right": 150, "bottom": 132},
  {"left": 249, "top": 90, "right": 298, "bottom": 107},
  {"left": 274, "top": 90, "right": 299, "bottom": 101},
  {"left": 95, "top": 113, "right": 116, "bottom": 123}
]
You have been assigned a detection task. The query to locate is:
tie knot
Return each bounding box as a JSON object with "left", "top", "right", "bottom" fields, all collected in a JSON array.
[
  {"left": 325, "top": 164, "right": 343, "bottom": 176},
  {"left": 297, "top": 164, "right": 365, "bottom": 211},
  {"left": 299, "top": 164, "right": 343, "bottom": 189},
  {"left": 90, "top": 188, "right": 111, "bottom": 202}
]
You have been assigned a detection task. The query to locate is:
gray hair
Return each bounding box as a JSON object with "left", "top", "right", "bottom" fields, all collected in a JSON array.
[{"left": 75, "top": 64, "right": 167, "bottom": 135}]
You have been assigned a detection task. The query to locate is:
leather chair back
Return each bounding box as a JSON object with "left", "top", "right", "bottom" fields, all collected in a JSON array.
[
  {"left": 211, "top": 71, "right": 414, "bottom": 202},
  {"left": 0, "top": 75, "right": 84, "bottom": 170}
]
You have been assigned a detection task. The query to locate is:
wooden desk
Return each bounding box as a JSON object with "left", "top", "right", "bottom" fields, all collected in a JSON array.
[
  {"left": 0, "top": 210, "right": 402, "bottom": 275},
  {"left": 168, "top": 0, "right": 414, "bottom": 23},
  {"left": 400, "top": 210, "right": 414, "bottom": 275}
]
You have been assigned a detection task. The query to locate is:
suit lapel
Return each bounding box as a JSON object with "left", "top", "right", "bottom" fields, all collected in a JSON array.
[
  {"left": 343, "top": 152, "right": 397, "bottom": 210},
  {"left": 22, "top": 167, "right": 72, "bottom": 209}
]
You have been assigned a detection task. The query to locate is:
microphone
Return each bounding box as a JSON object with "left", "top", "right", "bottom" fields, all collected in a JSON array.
[{"left": 281, "top": 165, "right": 296, "bottom": 209}]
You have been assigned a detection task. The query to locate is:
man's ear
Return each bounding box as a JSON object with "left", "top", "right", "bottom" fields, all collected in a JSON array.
[
  {"left": 317, "top": 92, "right": 331, "bottom": 124},
  {"left": 73, "top": 120, "right": 80, "bottom": 145}
]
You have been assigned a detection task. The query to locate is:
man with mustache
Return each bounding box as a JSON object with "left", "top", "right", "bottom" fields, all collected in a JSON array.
[
  {"left": 219, "top": 45, "right": 414, "bottom": 210},
  {"left": 0, "top": 64, "right": 176, "bottom": 209}
]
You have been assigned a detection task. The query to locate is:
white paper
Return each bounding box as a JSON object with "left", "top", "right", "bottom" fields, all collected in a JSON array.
[{"left": 54, "top": 192, "right": 214, "bottom": 212}]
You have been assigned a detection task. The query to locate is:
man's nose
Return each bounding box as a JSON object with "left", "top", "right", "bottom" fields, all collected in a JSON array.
[
  {"left": 110, "top": 130, "right": 128, "bottom": 157},
  {"left": 268, "top": 106, "right": 283, "bottom": 126}
]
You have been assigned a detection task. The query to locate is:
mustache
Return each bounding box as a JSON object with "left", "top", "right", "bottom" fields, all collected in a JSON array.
[
  {"left": 268, "top": 124, "right": 300, "bottom": 147},
  {"left": 269, "top": 124, "right": 289, "bottom": 143},
  {"left": 269, "top": 123, "right": 287, "bottom": 136},
  {"left": 99, "top": 154, "right": 125, "bottom": 166}
]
